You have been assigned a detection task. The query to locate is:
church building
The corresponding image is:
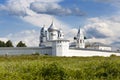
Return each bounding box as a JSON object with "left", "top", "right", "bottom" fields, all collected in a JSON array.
[
  {"left": 0, "top": 22, "right": 119, "bottom": 57},
  {"left": 38, "top": 22, "right": 120, "bottom": 57},
  {"left": 39, "top": 22, "right": 86, "bottom": 49}
]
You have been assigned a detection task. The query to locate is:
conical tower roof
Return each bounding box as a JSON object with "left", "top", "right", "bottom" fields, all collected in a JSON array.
[{"left": 77, "top": 27, "right": 84, "bottom": 37}]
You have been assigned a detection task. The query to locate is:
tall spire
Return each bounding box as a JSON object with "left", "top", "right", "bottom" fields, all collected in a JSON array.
[
  {"left": 77, "top": 27, "right": 80, "bottom": 35},
  {"left": 77, "top": 27, "right": 81, "bottom": 38},
  {"left": 77, "top": 27, "right": 84, "bottom": 37}
]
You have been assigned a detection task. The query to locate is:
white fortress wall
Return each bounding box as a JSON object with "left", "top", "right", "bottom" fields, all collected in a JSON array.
[
  {"left": 0, "top": 47, "right": 120, "bottom": 57},
  {"left": 63, "top": 48, "right": 120, "bottom": 57},
  {"left": 0, "top": 47, "right": 52, "bottom": 55}
]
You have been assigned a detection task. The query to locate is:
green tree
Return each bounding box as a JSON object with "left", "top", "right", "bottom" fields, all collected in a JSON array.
[
  {"left": 6, "top": 40, "right": 13, "bottom": 47},
  {"left": 16, "top": 41, "right": 27, "bottom": 47},
  {"left": 0, "top": 40, "right": 6, "bottom": 47}
]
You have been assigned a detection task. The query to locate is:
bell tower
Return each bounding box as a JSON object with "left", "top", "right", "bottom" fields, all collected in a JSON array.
[{"left": 76, "top": 28, "right": 85, "bottom": 48}]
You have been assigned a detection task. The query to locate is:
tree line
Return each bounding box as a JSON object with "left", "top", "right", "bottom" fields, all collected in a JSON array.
[{"left": 0, "top": 40, "right": 27, "bottom": 47}]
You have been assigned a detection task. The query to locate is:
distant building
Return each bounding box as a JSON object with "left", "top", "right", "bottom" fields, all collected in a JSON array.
[
  {"left": 39, "top": 22, "right": 86, "bottom": 48},
  {"left": 39, "top": 22, "right": 69, "bottom": 56},
  {"left": 39, "top": 22, "right": 65, "bottom": 48},
  {"left": 86, "top": 42, "right": 111, "bottom": 51},
  {"left": 37, "top": 21, "right": 120, "bottom": 57},
  {"left": 0, "top": 21, "right": 120, "bottom": 57}
]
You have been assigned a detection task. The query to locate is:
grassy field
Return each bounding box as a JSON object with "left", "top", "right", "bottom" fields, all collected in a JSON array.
[{"left": 0, "top": 55, "right": 120, "bottom": 80}]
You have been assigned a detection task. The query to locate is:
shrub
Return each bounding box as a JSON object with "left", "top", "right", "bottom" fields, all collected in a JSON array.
[
  {"left": 41, "top": 63, "right": 67, "bottom": 80},
  {"left": 110, "top": 54, "right": 117, "bottom": 57},
  {"left": 32, "top": 52, "right": 39, "bottom": 56}
]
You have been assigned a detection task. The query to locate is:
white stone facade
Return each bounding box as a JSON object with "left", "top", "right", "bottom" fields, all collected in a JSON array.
[
  {"left": 0, "top": 22, "right": 119, "bottom": 57},
  {"left": 0, "top": 47, "right": 52, "bottom": 55},
  {"left": 38, "top": 22, "right": 120, "bottom": 57},
  {"left": 51, "top": 40, "right": 69, "bottom": 56},
  {"left": 0, "top": 47, "right": 119, "bottom": 57}
]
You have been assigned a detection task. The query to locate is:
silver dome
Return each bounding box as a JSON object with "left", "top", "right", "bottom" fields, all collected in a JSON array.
[{"left": 48, "top": 22, "right": 58, "bottom": 32}]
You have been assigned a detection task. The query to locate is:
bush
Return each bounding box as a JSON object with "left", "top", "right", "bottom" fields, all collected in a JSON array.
[
  {"left": 32, "top": 52, "right": 39, "bottom": 56},
  {"left": 110, "top": 54, "right": 117, "bottom": 57},
  {"left": 41, "top": 63, "right": 67, "bottom": 80}
]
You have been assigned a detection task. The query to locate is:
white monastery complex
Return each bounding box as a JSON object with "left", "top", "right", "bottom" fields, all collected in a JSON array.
[{"left": 0, "top": 22, "right": 120, "bottom": 57}]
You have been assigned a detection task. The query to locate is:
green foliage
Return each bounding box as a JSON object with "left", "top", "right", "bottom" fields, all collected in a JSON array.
[
  {"left": 0, "top": 40, "right": 27, "bottom": 47},
  {"left": 16, "top": 41, "right": 27, "bottom": 47},
  {"left": 0, "top": 40, "right": 6, "bottom": 47},
  {"left": 0, "top": 56, "right": 120, "bottom": 80},
  {"left": 32, "top": 52, "right": 39, "bottom": 56},
  {"left": 110, "top": 54, "right": 117, "bottom": 57},
  {"left": 41, "top": 63, "right": 67, "bottom": 80},
  {"left": 6, "top": 40, "right": 13, "bottom": 47},
  {"left": 0, "top": 40, "right": 13, "bottom": 47}
]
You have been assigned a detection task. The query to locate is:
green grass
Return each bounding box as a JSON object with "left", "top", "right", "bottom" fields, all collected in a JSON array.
[{"left": 0, "top": 55, "right": 120, "bottom": 80}]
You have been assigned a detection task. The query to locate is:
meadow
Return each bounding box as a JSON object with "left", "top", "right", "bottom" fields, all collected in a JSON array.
[{"left": 0, "top": 55, "right": 120, "bottom": 80}]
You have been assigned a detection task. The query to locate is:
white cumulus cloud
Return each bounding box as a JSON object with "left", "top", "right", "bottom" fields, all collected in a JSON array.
[
  {"left": 0, "top": 38, "right": 8, "bottom": 42},
  {"left": 1, "top": 0, "right": 120, "bottom": 48},
  {"left": 83, "top": 16, "right": 120, "bottom": 47},
  {"left": 6, "top": 30, "right": 39, "bottom": 47},
  {"left": 0, "top": 0, "right": 84, "bottom": 16},
  {"left": 0, "top": 0, "right": 77, "bottom": 46},
  {"left": 30, "top": 2, "right": 85, "bottom": 16}
]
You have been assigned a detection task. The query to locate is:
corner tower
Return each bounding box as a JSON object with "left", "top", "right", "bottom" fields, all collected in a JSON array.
[{"left": 52, "top": 40, "right": 69, "bottom": 56}]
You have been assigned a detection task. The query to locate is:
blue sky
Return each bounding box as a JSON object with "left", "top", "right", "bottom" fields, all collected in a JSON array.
[
  {"left": 0, "top": 0, "right": 120, "bottom": 48},
  {"left": 0, "top": 0, "right": 5, "bottom": 3}
]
